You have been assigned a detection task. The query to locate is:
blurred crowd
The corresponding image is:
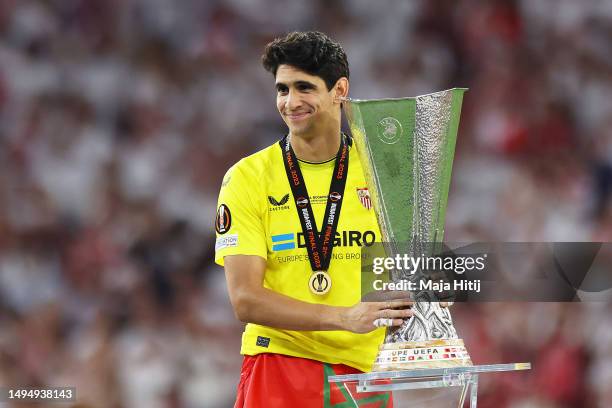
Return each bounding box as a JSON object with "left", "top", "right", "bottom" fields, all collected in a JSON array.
[{"left": 0, "top": 0, "right": 611, "bottom": 407}]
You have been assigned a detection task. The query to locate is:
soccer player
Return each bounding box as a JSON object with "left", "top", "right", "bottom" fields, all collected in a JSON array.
[{"left": 215, "top": 31, "right": 413, "bottom": 407}]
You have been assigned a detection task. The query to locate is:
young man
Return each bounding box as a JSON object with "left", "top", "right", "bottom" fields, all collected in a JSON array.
[{"left": 214, "top": 31, "right": 413, "bottom": 407}]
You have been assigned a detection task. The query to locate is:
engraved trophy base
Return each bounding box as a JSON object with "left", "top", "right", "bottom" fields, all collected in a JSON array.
[{"left": 372, "top": 339, "right": 473, "bottom": 372}]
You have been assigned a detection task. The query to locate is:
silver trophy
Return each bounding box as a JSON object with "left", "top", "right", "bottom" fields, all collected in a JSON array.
[{"left": 345, "top": 88, "right": 472, "bottom": 371}]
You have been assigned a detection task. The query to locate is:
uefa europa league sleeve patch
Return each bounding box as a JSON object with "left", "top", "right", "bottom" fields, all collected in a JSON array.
[{"left": 215, "top": 204, "right": 232, "bottom": 234}]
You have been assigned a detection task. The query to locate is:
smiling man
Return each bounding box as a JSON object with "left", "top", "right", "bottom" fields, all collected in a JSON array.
[{"left": 215, "top": 31, "right": 412, "bottom": 408}]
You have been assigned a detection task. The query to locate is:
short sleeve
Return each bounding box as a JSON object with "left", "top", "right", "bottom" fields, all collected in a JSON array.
[{"left": 214, "top": 163, "right": 267, "bottom": 266}]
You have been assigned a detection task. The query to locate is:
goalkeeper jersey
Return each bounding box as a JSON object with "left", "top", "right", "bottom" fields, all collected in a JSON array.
[{"left": 214, "top": 138, "right": 383, "bottom": 372}]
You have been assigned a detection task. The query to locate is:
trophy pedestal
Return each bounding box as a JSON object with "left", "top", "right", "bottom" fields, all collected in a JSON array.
[
  {"left": 372, "top": 339, "right": 472, "bottom": 372},
  {"left": 329, "top": 363, "right": 531, "bottom": 408}
]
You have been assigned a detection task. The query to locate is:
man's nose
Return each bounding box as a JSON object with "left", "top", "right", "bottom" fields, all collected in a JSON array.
[{"left": 285, "top": 89, "right": 301, "bottom": 110}]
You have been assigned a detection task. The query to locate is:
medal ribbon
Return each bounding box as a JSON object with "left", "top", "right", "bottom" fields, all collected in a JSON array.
[{"left": 280, "top": 134, "right": 349, "bottom": 272}]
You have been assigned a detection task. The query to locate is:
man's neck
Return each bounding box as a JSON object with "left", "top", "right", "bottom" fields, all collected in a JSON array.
[{"left": 289, "top": 130, "right": 341, "bottom": 163}]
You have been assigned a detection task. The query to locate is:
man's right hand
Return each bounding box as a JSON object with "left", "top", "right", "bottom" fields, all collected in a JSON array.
[{"left": 339, "top": 300, "right": 414, "bottom": 334}]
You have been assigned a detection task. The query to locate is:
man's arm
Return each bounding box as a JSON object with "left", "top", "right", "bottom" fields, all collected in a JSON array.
[{"left": 224, "top": 254, "right": 413, "bottom": 334}]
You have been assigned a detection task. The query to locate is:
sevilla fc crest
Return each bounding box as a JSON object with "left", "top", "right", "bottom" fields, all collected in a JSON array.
[{"left": 356, "top": 188, "right": 371, "bottom": 210}]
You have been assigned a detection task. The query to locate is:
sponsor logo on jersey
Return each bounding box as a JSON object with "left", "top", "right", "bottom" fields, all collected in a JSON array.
[
  {"left": 268, "top": 194, "right": 290, "bottom": 206},
  {"left": 309, "top": 195, "right": 328, "bottom": 205},
  {"left": 356, "top": 187, "right": 372, "bottom": 210},
  {"left": 271, "top": 233, "right": 296, "bottom": 251},
  {"left": 296, "top": 197, "right": 309, "bottom": 208},
  {"left": 215, "top": 204, "right": 232, "bottom": 234},
  {"left": 270, "top": 230, "right": 376, "bottom": 251},
  {"left": 298, "top": 230, "right": 376, "bottom": 248},
  {"left": 215, "top": 234, "right": 238, "bottom": 251},
  {"left": 268, "top": 194, "right": 291, "bottom": 212}
]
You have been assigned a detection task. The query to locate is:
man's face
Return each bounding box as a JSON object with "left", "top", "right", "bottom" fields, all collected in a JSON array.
[{"left": 275, "top": 64, "right": 340, "bottom": 137}]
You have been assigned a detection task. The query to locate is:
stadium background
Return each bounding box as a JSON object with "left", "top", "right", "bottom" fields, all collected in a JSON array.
[{"left": 0, "top": 0, "right": 611, "bottom": 407}]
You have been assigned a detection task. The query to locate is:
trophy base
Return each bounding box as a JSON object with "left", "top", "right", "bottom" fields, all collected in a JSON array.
[{"left": 372, "top": 339, "right": 472, "bottom": 372}]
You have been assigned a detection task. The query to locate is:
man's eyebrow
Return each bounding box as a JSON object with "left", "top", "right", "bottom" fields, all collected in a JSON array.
[
  {"left": 275, "top": 80, "right": 317, "bottom": 90},
  {"left": 295, "top": 80, "right": 317, "bottom": 89}
]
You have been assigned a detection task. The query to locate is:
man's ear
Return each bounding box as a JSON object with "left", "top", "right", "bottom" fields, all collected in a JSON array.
[{"left": 333, "top": 77, "right": 349, "bottom": 104}]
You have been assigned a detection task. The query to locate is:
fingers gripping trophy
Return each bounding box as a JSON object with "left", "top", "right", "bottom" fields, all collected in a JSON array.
[{"left": 344, "top": 88, "right": 473, "bottom": 371}]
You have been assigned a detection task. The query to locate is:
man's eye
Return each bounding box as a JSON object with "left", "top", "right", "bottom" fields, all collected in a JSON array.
[{"left": 277, "top": 88, "right": 288, "bottom": 94}]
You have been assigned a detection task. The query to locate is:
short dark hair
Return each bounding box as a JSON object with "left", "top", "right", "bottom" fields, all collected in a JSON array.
[{"left": 262, "top": 31, "right": 349, "bottom": 90}]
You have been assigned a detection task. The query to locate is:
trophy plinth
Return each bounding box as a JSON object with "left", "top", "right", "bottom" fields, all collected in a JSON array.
[{"left": 328, "top": 363, "right": 531, "bottom": 407}]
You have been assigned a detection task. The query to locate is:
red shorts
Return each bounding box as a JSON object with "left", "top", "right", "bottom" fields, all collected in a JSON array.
[{"left": 234, "top": 353, "right": 393, "bottom": 408}]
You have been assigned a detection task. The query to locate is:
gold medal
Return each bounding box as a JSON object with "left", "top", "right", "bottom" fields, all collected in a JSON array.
[{"left": 309, "top": 271, "right": 331, "bottom": 295}]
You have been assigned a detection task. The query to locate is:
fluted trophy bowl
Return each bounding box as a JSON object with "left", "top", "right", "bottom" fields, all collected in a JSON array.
[{"left": 344, "top": 88, "right": 473, "bottom": 371}]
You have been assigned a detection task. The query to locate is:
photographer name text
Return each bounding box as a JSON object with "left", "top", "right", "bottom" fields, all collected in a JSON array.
[{"left": 372, "top": 278, "right": 481, "bottom": 293}]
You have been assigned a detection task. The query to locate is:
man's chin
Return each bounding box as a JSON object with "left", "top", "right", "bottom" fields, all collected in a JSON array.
[{"left": 288, "top": 125, "right": 313, "bottom": 138}]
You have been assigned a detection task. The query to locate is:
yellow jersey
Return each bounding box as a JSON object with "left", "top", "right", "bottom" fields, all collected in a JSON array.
[{"left": 214, "top": 138, "right": 384, "bottom": 372}]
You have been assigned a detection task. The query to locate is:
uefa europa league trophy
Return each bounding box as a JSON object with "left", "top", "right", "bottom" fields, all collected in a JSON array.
[
  {"left": 331, "top": 89, "right": 530, "bottom": 406},
  {"left": 344, "top": 89, "right": 472, "bottom": 371}
]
